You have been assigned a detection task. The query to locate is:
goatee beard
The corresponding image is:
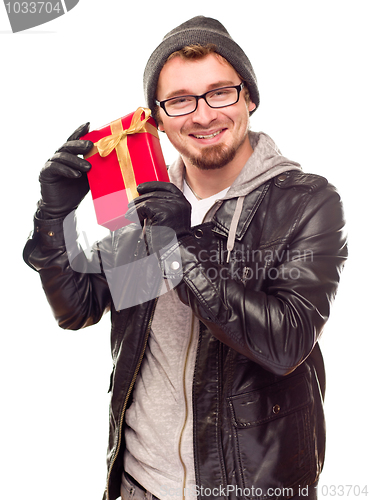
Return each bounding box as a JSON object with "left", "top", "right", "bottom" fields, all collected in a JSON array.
[{"left": 188, "top": 143, "right": 237, "bottom": 170}]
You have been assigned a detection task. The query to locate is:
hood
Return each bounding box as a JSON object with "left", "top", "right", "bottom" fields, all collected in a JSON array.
[{"left": 224, "top": 131, "right": 301, "bottom": 199}]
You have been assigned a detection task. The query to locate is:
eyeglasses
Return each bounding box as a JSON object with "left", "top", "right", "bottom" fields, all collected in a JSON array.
[{"left": 155, "top": 82, "right": 245, "bottom": 117}]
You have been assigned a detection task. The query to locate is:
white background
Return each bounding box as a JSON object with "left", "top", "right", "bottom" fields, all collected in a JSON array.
[{"left": 0, "top": 1, "right": 368, "bottom": 498}]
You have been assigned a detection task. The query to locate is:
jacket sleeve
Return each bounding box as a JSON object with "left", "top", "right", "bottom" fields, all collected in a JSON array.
[
  {"left": 169, "top": 182, "right": 347, "bottom": 376},
  {"left": 23, "top": 213, "right": 112, "bottom": 330}
]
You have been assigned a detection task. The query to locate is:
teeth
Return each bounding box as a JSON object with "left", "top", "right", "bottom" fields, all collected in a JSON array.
[{"left": 194, "top": 130, "right": 222, "bottom": 139}]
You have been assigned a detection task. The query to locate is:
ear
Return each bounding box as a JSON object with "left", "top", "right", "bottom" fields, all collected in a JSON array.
[
  {"left": 158, "top": 123, "right": 165, "bottom": 132},
  {"left": 248, "top": 101, "right": 256, "bottom": 112}
]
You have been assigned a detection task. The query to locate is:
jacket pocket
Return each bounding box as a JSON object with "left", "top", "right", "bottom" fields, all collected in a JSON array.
[{"left": 228, "top": 373, "right": 314, "bottom": 496}]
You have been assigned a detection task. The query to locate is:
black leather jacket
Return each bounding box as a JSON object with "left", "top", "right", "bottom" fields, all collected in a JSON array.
[{"left": 24, "top": 171, "right": 347, "bottom": 500}]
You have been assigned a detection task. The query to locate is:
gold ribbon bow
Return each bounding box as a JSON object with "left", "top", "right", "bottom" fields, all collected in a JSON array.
[{"left": 86, "top": 107, "right": 158, "bottom": 202}]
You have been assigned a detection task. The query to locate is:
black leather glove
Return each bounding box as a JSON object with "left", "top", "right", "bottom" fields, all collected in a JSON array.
[
  {"left": 126, "top": 181, "right": 192, "bottom": 254},
  {"left": 37, "top": 123, "right": 94, "bottom": 219}
]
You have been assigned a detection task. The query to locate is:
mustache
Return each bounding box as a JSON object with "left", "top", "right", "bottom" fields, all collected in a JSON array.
[{"left": 182, "top": 122, "right": 229, "bottom": 134}]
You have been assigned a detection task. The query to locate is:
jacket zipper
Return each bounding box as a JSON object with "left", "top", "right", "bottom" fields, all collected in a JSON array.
[
  {"left": 192, "top": 320, "right": 204, "bottom": 491},
  {"left": 105, "top": 297, "right": 158, "bottom": 500},
  {"left": 192, "top": 321, "right": 227, "bottom": 491},
  {"left": 178, "top": 313, "right": 198, "bottom": 499}
]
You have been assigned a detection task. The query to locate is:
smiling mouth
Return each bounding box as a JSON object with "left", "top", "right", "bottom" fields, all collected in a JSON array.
[{"left": 192, "top": 130, "right": 224, "bottom": 140}]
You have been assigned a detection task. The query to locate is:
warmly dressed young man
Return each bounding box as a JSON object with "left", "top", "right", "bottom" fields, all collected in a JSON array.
[{"left": 24, "top": 16, "right": 347, "bottom": 500}]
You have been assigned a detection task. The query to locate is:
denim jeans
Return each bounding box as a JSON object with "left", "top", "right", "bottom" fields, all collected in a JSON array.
[{"left": 121, "top": 472, "right": 159, "bottom": 500}]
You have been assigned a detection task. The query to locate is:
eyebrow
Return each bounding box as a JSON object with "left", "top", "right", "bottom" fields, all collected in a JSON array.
[{"left": 163, "top": 80, "right": 238, "bottom": 100}]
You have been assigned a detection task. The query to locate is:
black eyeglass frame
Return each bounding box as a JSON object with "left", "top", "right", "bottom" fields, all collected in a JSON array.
[{"left": 155, "top": 82, "right": 245, "bottom": 117}]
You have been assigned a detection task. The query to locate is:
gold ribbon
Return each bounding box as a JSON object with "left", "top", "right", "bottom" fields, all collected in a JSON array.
[{"left": 86, "top": 107, "right": 159, "bottom": 202}]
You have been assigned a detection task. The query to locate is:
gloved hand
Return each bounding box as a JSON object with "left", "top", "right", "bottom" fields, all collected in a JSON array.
[
  {"left": 37, "top": 123, "right": 94, "bottom": 219},
  {"left": 126, "top": 181, "right": 192, "bottom": 254}
]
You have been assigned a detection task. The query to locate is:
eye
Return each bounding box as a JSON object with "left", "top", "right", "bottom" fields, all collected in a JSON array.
[
  {"left": 168, "top": 96, "right": 195, "bottom": 109},
  {"left": 209, "top": 88, "right": 234, "bottom": 100}
]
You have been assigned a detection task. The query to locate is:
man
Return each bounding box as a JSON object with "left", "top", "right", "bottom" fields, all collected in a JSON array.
[{"left": 23, "top": 16, "right": 347, "bottom": 500}]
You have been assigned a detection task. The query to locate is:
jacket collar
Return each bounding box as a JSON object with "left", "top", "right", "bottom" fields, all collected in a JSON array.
[{"left": 211, "top": 182, "right": 271, "bottom": 241}]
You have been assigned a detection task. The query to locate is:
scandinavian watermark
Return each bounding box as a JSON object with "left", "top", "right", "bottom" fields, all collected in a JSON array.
[
  {"left": 63, "top": 192, "right": 315, "bottom": 311},
  {"left": 159, "top": 483, "right": 369, "bottom": 498},
  {"left": 3, "top": 0, "right": 79, "bottom": 33}
]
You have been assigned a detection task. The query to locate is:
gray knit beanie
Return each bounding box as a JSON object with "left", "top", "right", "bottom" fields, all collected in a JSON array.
[{"left": 143, "top": 16, "right": 259, "bottom": 120}]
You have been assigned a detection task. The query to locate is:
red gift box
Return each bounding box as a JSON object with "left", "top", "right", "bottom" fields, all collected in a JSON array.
[{"left": 81, "top": 107, "right": 168, "bottom": 231}]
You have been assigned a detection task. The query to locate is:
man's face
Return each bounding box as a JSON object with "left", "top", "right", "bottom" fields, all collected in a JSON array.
[{"left": 156, "top": 53, "right": 256, "bottom": 170}]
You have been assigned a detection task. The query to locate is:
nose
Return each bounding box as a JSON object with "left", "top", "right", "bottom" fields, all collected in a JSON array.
[{"left": 192, "top": 97, "right": 218, "bottom": 125}]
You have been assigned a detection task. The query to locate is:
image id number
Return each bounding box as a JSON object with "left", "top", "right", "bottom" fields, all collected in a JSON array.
[
  {"left": 5, "top": 2, "right": 62, "bottom": 14},
  {"left": 319, "top": 484, "right": 368, "bottom": 496}
]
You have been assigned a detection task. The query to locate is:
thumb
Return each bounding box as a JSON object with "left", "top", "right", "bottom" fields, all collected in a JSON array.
[{"left": 67, "top": 122, "right": 90, "bottom": 141}]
